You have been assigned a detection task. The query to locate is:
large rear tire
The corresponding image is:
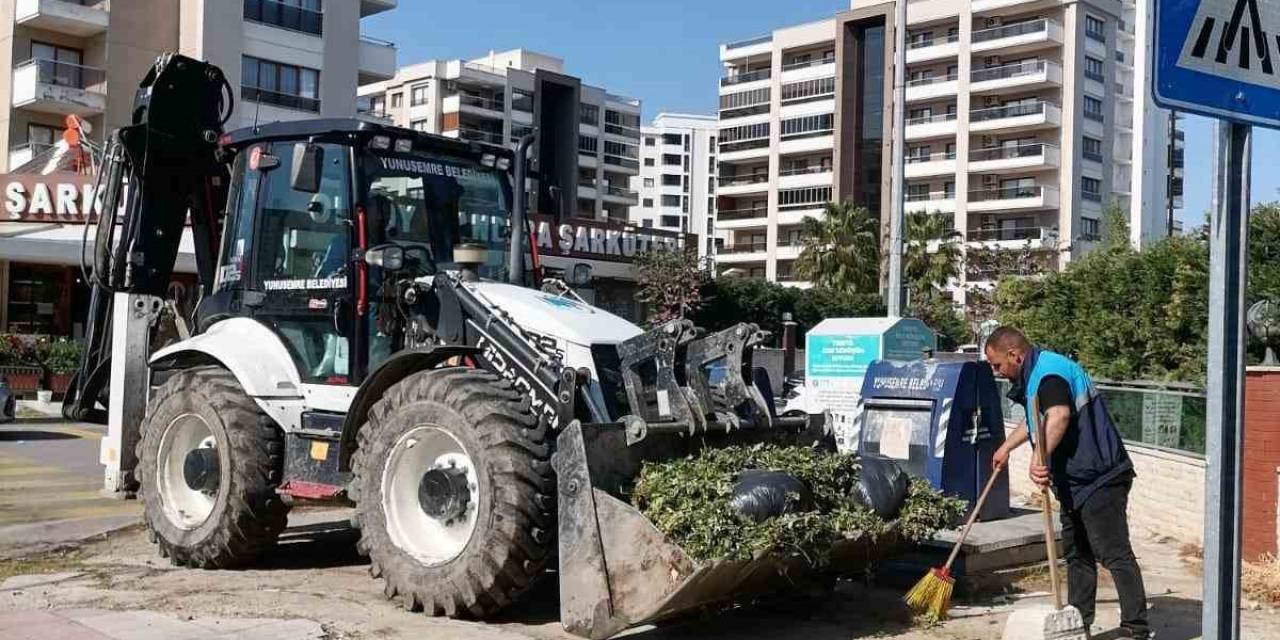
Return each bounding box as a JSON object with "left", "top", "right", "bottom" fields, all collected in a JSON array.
[
  {"left": 137, "top": 366, "right": 289, "bottom": 567},
  {"left": 353, "top": 367, "right": 553, "bottom": 617}
]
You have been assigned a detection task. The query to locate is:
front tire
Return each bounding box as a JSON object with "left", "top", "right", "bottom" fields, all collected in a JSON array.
[
  {"left": 353, "top": 367, "right": 553, "bottom": 617},
  {"left": 137, "top": 366, "right": 289, "bottom": 567}
]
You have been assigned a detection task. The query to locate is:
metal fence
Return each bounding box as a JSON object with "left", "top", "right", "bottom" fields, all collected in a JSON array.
[{"left": 997, "top": 379, "right": 1206, "bottom": 456}]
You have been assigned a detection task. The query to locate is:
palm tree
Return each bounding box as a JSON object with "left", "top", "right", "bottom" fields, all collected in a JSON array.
[
  {"left": 794, "top": 201, "right": 881, "bottom": 293},
  {"left": 903, "top": 211, "right": 963, "bottom": 300}
]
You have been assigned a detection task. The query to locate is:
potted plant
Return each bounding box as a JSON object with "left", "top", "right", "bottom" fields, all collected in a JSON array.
[
  {"left": 0, "top": 335, "right": 43, "bottom": 395},
  {"left": 43, "top": 339, "right": 82, "bottom": 395}
]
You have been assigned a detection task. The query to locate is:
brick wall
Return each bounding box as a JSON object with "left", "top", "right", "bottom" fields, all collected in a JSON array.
[
  {"left": 1243, "top": 367, "right": 1280, "bottom": 560},
  {"left": 1004, "top": 425, "right": 1206, "bottom": 546}
]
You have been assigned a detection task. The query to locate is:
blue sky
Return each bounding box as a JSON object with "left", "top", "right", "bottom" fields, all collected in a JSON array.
[{"left": 364, "top": 0, "right": 1280, "bottom": 228}]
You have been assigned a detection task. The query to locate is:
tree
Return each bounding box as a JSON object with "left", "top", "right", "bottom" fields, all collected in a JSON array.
[
  {"left": 693, "top": 277, "right": 882, "bottom": 339},
  {"left": 1100, "top": 200, "right": 1131, "bottom": 251},
  {"left": 794, "top": 201, "right": 880, "bottom": 293},
  {"left": 635, "top": 249, "right": 707, "bottom": 327},
  {"left": 903, "top": 211, "right": 963, "bottom": 297}
]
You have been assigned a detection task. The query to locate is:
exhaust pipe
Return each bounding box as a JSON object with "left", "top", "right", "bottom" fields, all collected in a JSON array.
[{"left": 508, "top": 132, "right": 536, "bottom": 286}]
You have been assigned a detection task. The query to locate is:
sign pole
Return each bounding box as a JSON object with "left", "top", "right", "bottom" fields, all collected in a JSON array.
[
  {"left": 886, "top": 0, "right": 906, "bottom": 318},
  {"left": 1202, "top": 119, "right": 1250, "bottom": 640}
]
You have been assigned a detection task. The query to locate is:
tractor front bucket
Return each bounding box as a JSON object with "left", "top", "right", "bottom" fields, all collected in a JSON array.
[{"left": 552, "top": 421, "right": 898, "bottom": 639}]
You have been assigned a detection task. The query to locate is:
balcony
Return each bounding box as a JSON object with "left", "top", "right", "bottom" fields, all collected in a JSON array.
[
  {"left": 244, "top": 0, "right": 321, "bottom": 35},
  {"left": 358, "top": 35, "right": 396, "bottom": 84},
  {"left": 721, "top": 69, "right": 771, "bottom": 87},
  {"left": 905, "top": 151, "right": 957, "bottom": 178},
  {"left": 967, "top": 185, "right": 1060, "bottom": 212},
  {"left": 14, "top": 0, "right": 107, "bottom": 36},
  {"left": 778, "top": 165, "right": 833, "bottom": 189},
  {"left": 904, "top": 112, "right": 958, "bottom": 140},
  {"left": 969, "top": 101, "right": 1060, "bottom": 132},
  {"left": 602, "top": 184, "right": 639, "bottom": 204},
  {"left": 9, "top": 142, "right": 53, "bottom": 170},
  {"left": 905, "top": 191, "right": 957, "bottom": 214},
  {"left": 722, "top": 34, "right": 773, "bottom": 59},
  {"left": 360, "top": 0, "right": 397, "bottom": 17},
  {"left": 719, "top": 138, "right": 771, "bottom": 162},
  {"left": 717, "top": 242, "right": 769, "bottom": 262},
  {"left": 242, "top": 85, "right": 319, "bottom": 113},
  {"left": 906, "top": 33, "right": 960, "bottom": 64},
  {"left": 780, "top": 57, "right": 836, "bottom": 81},
  {"left": 12, "top": 59, "right": 105, "bottom": 116},
  {"left": 905, "top": 73, "right": 959, "bottom": 103},
  {"left": 968, "top": 143, "right": 1059, "bottom": 172},
  {"left": 970, "top": 60, "right": 1061, "bottom": 93},
  {"left": 972, "top": 0, "right": 1064, "bottom": 14},
  {"left": 577, "top": 179, "right": 598, "bottom": 199},
  {"left": 450, "top": 92, "right": 504, "bottom": 118},
  {"left": 967, "top": 226, "right": 1057, "bottom": 250},
  {"left": 971, "top": 18, "right": 1063, "bottom": 54},
  {"left": 603, "top": 154, "right": 640, "bottom": 171},
  {"left": 451, "top": 128, "right": 504, "bottom": 146},
  {"left": 775, "top": 243, "right": 803, "bottom": 260},
  {"left": 717, "top": 206, "right": 769, "bottom": 228},
  {"left": 718, "top": 173, "right": 770, "bottom": 196}
]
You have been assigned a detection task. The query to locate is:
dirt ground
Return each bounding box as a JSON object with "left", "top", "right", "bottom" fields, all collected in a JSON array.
[{"left": 2, "top": 507, "right": 1278, "bottom": 640}]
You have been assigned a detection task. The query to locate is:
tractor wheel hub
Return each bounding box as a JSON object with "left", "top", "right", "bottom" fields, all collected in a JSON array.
[
  {"left": 418, "top": 467, "right": 470, "bottom": 521},
  {"left": 182, "top": 447, "right": 220, "bottom": 493}
]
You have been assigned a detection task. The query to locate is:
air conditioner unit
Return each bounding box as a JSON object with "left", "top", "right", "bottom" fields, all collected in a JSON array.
[
  {"left": 985, "top": 57, "right": 1000, "bottom": 67},
  {"left": 983, "top": 175, "right": 999, "bottom": 186},
  {"left": 984, "top": 18, "right": 1000, "bottom": 28},
  {"left": 986, "top": 96, "right": 1001, "bottom": 106}
]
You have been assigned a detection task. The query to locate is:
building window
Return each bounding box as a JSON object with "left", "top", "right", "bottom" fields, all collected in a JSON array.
[
  {"left": 719, "top": 87, "right": 771, "bottom": 117},
  {"left": 242, "top": 56, "right": 320, "bottom": 112},
  {"left": 25, "top": 123, "right": 57, "bottom": 153},
  {"left": 580, "top": 103, "right": 599, "bottom": 126},
  {"left": 410, "top": 119, "right": 429, "bottom": 131},
  {"left": 512, "top": 88, "right": 534, "bottom": 113},
  {"left": 662, "top": 154, "right": 681, "bottom": 166},
  {"left": 390, "top": 93, "right": 403, "bottom": 108},
  {"left": 906, "top": 183, "right": 931, "bottom": 200},
  {"left": 28, "top": 42, "right": 91, "bottom": 88},
  {"left": 661, "top": 215, "right": 681, "bottom": 227},
  {"left": 604, "top": 110, "right": 641, "bottom": 137},
  {"left": 1083, "top": 136, "right": 1103, "bottom": 162},
  {"left": 661, "top": 174, "right": 681, "bottom": 186},
  {"left": 410, "top": 84, "right": 429, "bottom": 106},
  {"left": 1085, "top": 15, "right": 1106, "bottom": 42},
  {"left": 1084, "top": 56, "right": 1105, "bottom": 82},
  {"left": 682, "top": 196, "right": 690, "bottom": 213},
  {"left": 778, "top": 186, "right": 832, "bottom": 210},
  {"left": 781, "top": 113, "right": 834, "bottom": 139},
  {"left": 662, "top": 133, "right": 682, "bottom": 145},
  {"left": 644, "top": 136, "right": 656, "bottom": 146},
  {"left": 1083, "top": 95, "right": 1104, "bottom": 122},
  {"left": 943, "top": 181, "right": 956, "bottom": 199},
  {"left": 1082, "top": 176, "right": 1102, "bottom": 201},
  {"left": 244, "top": 0, "right": 323, "bottom": 36},
  {"left": 661, "top": 195, "right": 681, "bottom": 207},
  {"left": 1081, "top": 217, "right": 1101, "bottom": 240},
  {"left": 718, "top": 122, "right": 770, "bottom": 152},
  {"left": 604, "top": 140, "right": 639, "bottom": 169},
  {"left": 907, "top": 144, "right": 931, "bottom": 162},
  {"left": 577, "top": 135, "right": 598, "bottom": 154},
  {"left": 643, "top": 198, "right": 654, "bottom": 207},
  {"left": 643, "top": 177, "right": 655, "bottom": 187},
  {"left": 780, "top": 76, "right": 837, "bottom": 103},
  {"left": 644, "top": 158, "right": 655, "bottom": 167}
]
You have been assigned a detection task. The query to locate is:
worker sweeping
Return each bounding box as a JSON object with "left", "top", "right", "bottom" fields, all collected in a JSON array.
[{"left": 986, "top": 327, "right": 1151, "bottom": 640}]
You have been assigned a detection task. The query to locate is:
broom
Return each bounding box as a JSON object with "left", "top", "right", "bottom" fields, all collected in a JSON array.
[{"left": 904, "top": 461, "right": 1005, "bottom": 619}]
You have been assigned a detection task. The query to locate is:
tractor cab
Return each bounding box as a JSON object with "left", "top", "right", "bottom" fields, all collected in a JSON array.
[{"left": 203, "top": 120, "right": 518, "bottom": 386}]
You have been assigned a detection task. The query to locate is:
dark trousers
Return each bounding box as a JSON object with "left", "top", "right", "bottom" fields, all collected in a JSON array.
[{"left": 1059, "top": 478, "right": 1149, "bottom": 637}]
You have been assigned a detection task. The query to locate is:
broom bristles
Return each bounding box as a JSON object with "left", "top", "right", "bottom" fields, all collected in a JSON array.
[{"left": 904, "top": 567, "right": 956, "bottom": 619}]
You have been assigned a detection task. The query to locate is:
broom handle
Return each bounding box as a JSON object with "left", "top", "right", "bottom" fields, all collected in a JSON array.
[
  {"left": 1033, "top": 397, "right": 1065, "bottom": 611},
  {"left": 942, "top": 463, "right": 1004, "bottom": 570}
]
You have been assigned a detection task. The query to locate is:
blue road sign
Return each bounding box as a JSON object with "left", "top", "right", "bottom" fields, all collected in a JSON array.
[{"left": 1155, "top": 0, "right": 1280, "bottom": 128}]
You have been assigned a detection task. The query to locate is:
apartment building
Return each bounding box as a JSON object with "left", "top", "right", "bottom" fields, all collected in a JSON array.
[
  {"left": 715, "top": 0, "right": 1181, "bottom": 289},
  {"left": 0, "top": 0, "right": 396, "bottom": 337},
  {"left": 629, "top": 112, "right": 722, "bottom": 257},
  {"left": 358, "top": 48, "right": 643, "bottom": 223}
]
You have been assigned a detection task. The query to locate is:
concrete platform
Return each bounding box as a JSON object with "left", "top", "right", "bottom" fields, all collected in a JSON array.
[{"left": 882, "top": 507, "right": 1062, "bottom": 591}]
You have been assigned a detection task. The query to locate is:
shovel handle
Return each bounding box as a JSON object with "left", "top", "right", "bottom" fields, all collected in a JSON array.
[
  {"left": 1032, "top": 397, "right": 1065, "bottom": 610},
  {"left": 942, "top": 463, "right": 1004, "bottom": 571}
]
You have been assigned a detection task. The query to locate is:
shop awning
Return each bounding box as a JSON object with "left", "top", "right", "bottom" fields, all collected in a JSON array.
[{"left": 0, "top": 222, "right": 197, "bottom": 272}]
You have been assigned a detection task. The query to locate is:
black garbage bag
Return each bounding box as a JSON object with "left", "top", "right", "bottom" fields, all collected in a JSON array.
[
  {"left": 852, "top": 455, "right": 910, "bottom": 520},
  {"left": 728, "top": 469, "right": 814, "bottom": 523},
  {"left": 0, "top": 377, "right": 14, "bottom": 424}
]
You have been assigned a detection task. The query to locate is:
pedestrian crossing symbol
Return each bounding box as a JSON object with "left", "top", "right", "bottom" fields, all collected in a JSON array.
[{"left": 1156, "top": 0, "right": 1280, "bottom": 127}]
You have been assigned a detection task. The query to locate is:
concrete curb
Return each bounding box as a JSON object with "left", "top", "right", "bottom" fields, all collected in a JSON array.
[{"left": 0, "top": 513, "right": 141, "bottom": 559}]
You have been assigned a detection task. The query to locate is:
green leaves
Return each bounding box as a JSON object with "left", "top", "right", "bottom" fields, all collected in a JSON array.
[
  {"left": 635, "top": 249, "right": 709, "bottom": 327},
  {"left": 794, "top": 201, "right": 882, "bottom": 294},
  {"left": 631, "top": 445, "right": 966, "bottom": 566}
]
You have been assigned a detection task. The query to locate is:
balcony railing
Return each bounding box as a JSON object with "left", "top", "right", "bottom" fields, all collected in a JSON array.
[
  {"left": 456, "top": 128, "right": 504, "bottom": 145},
  {"left": 726, "top": 34, "right": 772, "bottom": 50},
  {"left": 906, "top": 191, "right": 955, "bottom": 202},
  {"left": 719, "top": 174, "right": 769, "bottom": 187},
  {"left": 718, "top": 206, "right": 769, "bottom": 221},
  {"left": 779, "top": 165, "right": 832, "bottom": 176},
  {"left": 906, "top": 72, "right": 958, "bottom": 87},
  {"left": 511, "top": 94, "right": 534, "bottom": 113},
  {"left": 603, "top": 185, "right": 638, "bottom": 200},
  {"left": 908, "top": 33, "right": 960, "bottom": 49},
  {"left": 781, "top": 57, "right": 834, "bottom": 71},
  {"left": 972, "top": 18, "right": 1047, "bottom": 43},
  {"left": 970, "top": 100, "right": 1050, "bottom": 121},
  {"left": 722, "top": 242, "right": 769, "bottom": 254},
  {"left": 969, "top": 185, "right": 1046, "bottom": 202},
  {"left": 604, "top": 123, "right": 641, "bottom": 138},
  {"left": 1084, "top": 149, "right": 1104, "bottom": 162},
  {"left": 967, "top": 226, "right": 1053, "bottom": 242},
  {"left": 18, "top": 58, "right": 104, "bottom": 89},
  {"left": 971, "top": 59, "right": 1047, "bottom": 83},
  {"left": 603, "top": 154, "right": 639, "bottom": 170},
  {"left": 779, "top": 200, "right": 826, "bottom": 212},
  {"left": 719, "top": 138, "right": 770, "bottom": 153},
  {"left": 459, "top": 93, "right": 503, "bottom": 111},
  {"left": 969, "top": 143, "right": 1054, "bottom": 162},
  {"left": 244, "top": 0, "right": 323, "bottom": 36},
  {"left": 907, "top": 150, "right": 957, "bottom": 163},
  {"left": 242, "top": 85, "right": 320, "bottom": 112},
  {"left": 906, "top": 112, "right": 958, "bottom": 126},
  {"left": 721, "top": 69, "right": 771, "bottom": 86}
]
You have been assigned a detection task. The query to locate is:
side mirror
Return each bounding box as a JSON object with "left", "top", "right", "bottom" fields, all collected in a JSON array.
[
  {"left": 290, "top": 143, "right": 324, "bottom": 193},
  {"left": 365, "top": 244, "right": 404, "bottom": 270}
]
